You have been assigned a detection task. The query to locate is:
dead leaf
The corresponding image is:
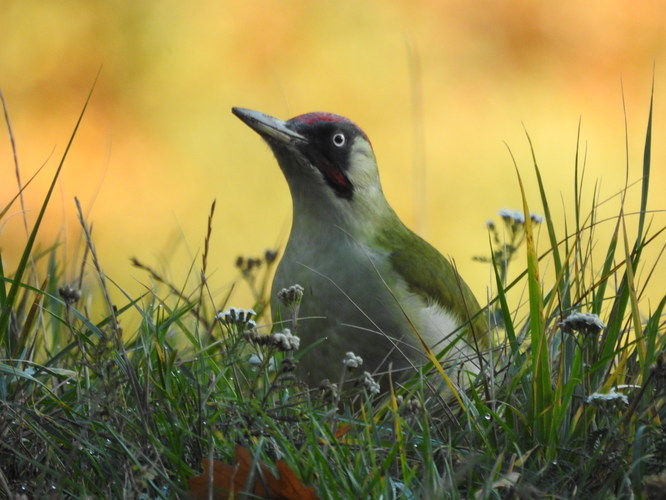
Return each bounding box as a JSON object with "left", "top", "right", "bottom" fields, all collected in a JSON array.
[
  {"left": 334, "top": 423, "right": 351, "bottom": 439},
  {"left": 188, "top": 444, "right": 319, "bottom": 500},
  {"left": 264, "top": 460, "right": 319, "bottom": 500}
]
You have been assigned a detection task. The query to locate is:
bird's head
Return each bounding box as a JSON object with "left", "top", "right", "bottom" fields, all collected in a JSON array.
[{"left": 232, "top": 107, "right": 392, "bottom": 232}]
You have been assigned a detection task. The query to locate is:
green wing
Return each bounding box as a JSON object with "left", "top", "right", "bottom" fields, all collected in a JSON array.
[{"left": 376, "top": 220, "right": 488, "bottom": 342}]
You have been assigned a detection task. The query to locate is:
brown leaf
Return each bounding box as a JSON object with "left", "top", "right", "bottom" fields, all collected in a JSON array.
[
  {"left": 334, "top": 423, "right": 351, "bottom": 439},
  {"left": 188, "top": 444, "right": 319, "bottom": 500},
  {"left": 187, "top": 457, "right": 232, "bottom": 499},
  {"left": 265, "top": 460, "right": 319, "bottom": 500}
]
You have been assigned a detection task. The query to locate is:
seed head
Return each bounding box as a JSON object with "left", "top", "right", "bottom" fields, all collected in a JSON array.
[
  {"left": 318, "top": 379, "right": 339, "bottom": 402},
  {"left": 397, "top": 395, "right": 423, "bottom": 416},
  {"left": 586, "top": 388, "right": 629, "bottom": 410},
  {"left": 59, "top": 284, "right": 82, "bottom": 305},
  {"left": 342, "top": 351, "right": 363, "bottom": 370},
  {"left": 264, "top": 249, "right": 278, "bottom": 264},
  {"left": 216, "top": 307, "right": 257, "bottom": 327},
  {"left": 280, "top": 357, "right": 298, "bottom": 373},
  {"left": 277, "top": 284, "right": 304, "bottom": 307},
  {"left": 361, "top": 371, "right": 380, "bottom": 395},
  {"left": 498, "top": 208, "right": 525, "bottom": 224},
  {"left": 497, "top": 208, "right": 543, "bottom": 225},
  {"left": 271, "top": 328, "right": 301, "bottom": 351},
  {"left": 559, "top": 312, "right": 606, "bottom": 335}
]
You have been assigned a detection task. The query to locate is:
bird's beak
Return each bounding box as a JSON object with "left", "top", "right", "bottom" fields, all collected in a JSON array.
[{"left": 232, "top": 107, "right": 305, "bottom": 144}]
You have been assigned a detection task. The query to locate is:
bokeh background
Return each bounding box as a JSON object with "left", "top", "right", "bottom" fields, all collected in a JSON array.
[{"left": 1, "top": 1, "right": 665, "bottom": 317}]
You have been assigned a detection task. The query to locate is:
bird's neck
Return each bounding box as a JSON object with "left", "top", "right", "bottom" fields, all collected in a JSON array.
[{"left": 289, "top": 183, "right": 399, "bottom": 245}]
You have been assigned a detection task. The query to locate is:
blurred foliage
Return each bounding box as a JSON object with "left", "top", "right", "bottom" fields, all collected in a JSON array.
[{"left": 1, "top": 0, "right": 665, "bottom": 329}]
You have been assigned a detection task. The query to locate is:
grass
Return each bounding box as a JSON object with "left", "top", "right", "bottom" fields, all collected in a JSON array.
[{"left": 1, "top": 87, "right": 665, "bottom": 499}]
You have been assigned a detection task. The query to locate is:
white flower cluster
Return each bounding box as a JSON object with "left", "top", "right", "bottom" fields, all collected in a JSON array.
[
  {"left": 586, "top": 388, "right": 629, "bottom": 406},
  {"left": 559, "top": 312, "right": 606, "bottom": 335},
  {"left": 498, "top": 208, "right": 544, "bottom": 224},
  {"left": 216, "top": 307, "right": 257, "bottom": 329},
  {"left": 343, "top": 351, "right": 363, "bottom": 369},
  {"left": 244, "top": 328, "right": 301, "bottom": 352},
  {"left": 272, "top": 329, "right": 301, "bottom": 351},
  {"left": 362, "top": 371, "right": 380, "bottom": 395}
]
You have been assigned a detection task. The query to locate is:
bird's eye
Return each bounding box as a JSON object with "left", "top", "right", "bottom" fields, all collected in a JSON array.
[{"left": 332, "top": 133, "right": 346, "bottom": 147}]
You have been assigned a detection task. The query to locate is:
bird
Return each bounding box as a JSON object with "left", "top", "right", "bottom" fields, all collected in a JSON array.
[{"left": 232, "top": 107, "right": 488, "bottom": 389}]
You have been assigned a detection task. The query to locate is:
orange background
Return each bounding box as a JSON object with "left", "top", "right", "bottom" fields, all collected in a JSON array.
[{"left": 1, "top": 1, "right": 664, "bottom": 318}]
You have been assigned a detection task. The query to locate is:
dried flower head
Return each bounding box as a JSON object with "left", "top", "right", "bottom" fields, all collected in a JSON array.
[
  {"left": 399, "top": 396, "right": 423, "bottom": 416},
  {"left": 498, "top": 208, "right": 526, "bottom": 224},
  {"left": 235, "top": 256, "right": 263, "bottom": 275},
  {"left": 277, "top": 284, "right": 304, "bottom": 307},
  {"left": 586, "top": 388, "right": 629, "bottom": 409},
  {"left": 271, "top": 328, "right": 301, "bottom": 351},
  {"left": 216, "top": 307, "right": 257, "bottom": 328},
  {"left": 361, "top": 371, "right": 380, "bottom": 395},
  {"left": 318, "top": 379, "right": 339, "bottom": 403},
  {"left": 280, "top": 357, "right": 298, "bottom": 374},
  {"left": 244, "top": 328, "right": 300, "bottom": 352},
  {"left": 342, "top": 351, "right": 363, "bottom": 370},
  {"left": 59, "top": 284, "right": 82, "bottom": 305},
  {"left": 264, "top": 249, "right": 279, "bottom": 264},
  {"left": 559, "top": 312, "right": 606, "bottom": 335},
  {"left": 244, "top": 329, "right": 262, "bottom": 344},
  {"left": 497, "top": 208, "right": 544, "bottom": 225}
]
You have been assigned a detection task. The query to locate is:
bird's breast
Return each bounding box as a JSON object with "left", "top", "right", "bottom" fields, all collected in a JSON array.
[{"left": 271, "top": 227, "right": 462, "bottom": 365}]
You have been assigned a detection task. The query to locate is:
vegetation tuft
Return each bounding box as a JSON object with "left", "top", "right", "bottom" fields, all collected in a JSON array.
[{"left": 0, "top": 86, "right": 664, "bottom": 499}]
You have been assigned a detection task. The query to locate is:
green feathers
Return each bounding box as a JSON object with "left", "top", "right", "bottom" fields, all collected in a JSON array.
[{"left": 376, "top": 217, "right": 488, "bottom": 345}]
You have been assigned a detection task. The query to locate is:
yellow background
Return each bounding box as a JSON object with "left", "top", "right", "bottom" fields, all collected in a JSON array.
[{"left": 1, "top": 1, "right": 664, "bottom": 318}]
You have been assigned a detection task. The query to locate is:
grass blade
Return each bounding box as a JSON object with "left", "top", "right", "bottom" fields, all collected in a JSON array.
[{"left": 0, "top": 74, "right": 99, "bottom": 338}]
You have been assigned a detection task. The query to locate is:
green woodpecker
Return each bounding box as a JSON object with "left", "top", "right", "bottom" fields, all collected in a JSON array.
[{"left": 232, "top": 107, "right": 487, "bottom": 388}]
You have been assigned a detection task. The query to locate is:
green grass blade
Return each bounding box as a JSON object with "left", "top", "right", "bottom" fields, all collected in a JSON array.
[
  {"left": 636, "top": 73, "right": 653, "bottom": 243},
  {"left": 0, "top": 74, "right": 98, "bottom": 339},
  {"left": 523, "top": 127, "right": 567, "bottom": 311},
  {"left": 490, "top": 240, "right": 518, "bottom": 357},
  {"left": 0, "top": 160, "right": 50, "bottom": 222},
  {"left": 0, "top": 257, "right": 6, "bottom": 304},
  {"left": 507, "top": 144, "right": 552, "bottom": 448}
]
